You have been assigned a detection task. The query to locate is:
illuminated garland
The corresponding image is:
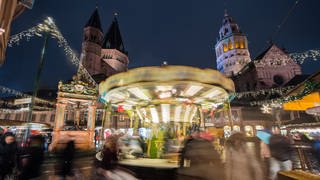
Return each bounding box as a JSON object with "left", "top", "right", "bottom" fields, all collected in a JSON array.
[
  {"left": 250, "top": 81, "right": 320, "bottom": 106},
  {"left": 0, "top": 85, "right": 55, "bottom": 106},
  {"left": 8, "top": 17, "right": 97, "bottom": 86},
  {"left": 290, "top": 49, "right": 320, "bottom": 64},
  {"left": 230, "top": 86, "right": 294, "bottom": 100}
]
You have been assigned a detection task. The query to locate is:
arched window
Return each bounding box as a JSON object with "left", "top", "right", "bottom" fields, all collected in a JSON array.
[
  {"left": 223, "top": 44, "right": 228, "bottom": 52},
  {"left": 235, "top": 41, "right": 240, "bottom": 48},
  {"left": 240, "top": 41, "right": 245, "bottom": 49},
  {"left": 228, "top": 41, "right": 233, "bottom": 50},
  {"left": 244, "top": 126, "right": 254, "bottom": 137}
]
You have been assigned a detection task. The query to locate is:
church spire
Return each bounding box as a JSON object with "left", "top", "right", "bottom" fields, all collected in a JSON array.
[
  {"left": 102, "top": 13, "right": 127, "bottom": 55},
  {"left": 85, "top": 8, "right": 103, "bottom": 32}
]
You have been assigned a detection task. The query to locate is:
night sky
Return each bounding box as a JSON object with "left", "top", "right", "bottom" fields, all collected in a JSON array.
[{"left": 1, "top": 0, "right": 319, "bottom": 92}]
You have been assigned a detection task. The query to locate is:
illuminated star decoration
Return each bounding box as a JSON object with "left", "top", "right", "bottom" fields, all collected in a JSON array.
[{"left": 261, "top": 104, "right": 272, "bottom": 114}]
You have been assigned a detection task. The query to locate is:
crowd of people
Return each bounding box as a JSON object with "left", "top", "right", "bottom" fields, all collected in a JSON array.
[
  {"left": 1, "top": 126, "right": 320, "bottom": 180},
  {"left": 0, "top": 131, "right": 45, "bottom": 180}
]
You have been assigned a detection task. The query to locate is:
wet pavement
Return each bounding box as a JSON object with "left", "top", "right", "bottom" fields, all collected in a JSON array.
[{"left": 38, "top": 156, "right": 99, "bottom": 180}]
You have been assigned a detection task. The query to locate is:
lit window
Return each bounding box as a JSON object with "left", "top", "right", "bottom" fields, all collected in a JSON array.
[
  {"left": 223, "top": 44, "right": 228, "bottom": 52},
  {"left": 228, "top": 41, "right": 233, "bottom": 50},
  {"left": 235, "top": 41, "right": 240, "bottom": 48},
  {"left": 240, "top": 41, "right": 245, "bottom": 49},
  {"left": 245, "top": 126, "right": 254, "bottom": 137}
]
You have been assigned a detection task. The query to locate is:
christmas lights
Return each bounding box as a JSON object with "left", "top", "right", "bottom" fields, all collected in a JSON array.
[
  {"left": 0, "top": 85, "right": 55, "bottom": 106},
  {"left": 290, "top": 49, "right": 320, "bottom": 64},
  {"left": 250, "top": 81, "right": 320, "bottom": 106},
  {"left": 230, "top": 86, "right": 294, "bottom": 100},
  {"left": 8, "top": 17, "right": 97, "bottom": 86}
]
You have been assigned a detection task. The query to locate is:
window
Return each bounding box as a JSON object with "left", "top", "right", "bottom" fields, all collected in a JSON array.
[
  {"left": 235, "top": 41, "right": 240, "bottom": 48},
  {"left": 273, "top": 75, "right": 284, "bottom": 86},
  {"left": 5, "top": 114, "right": 10, "bottom": 120},
  {"left": 224, "top": 28, "right": 229, "bottom": 35},
  {"left": 15, "top": 114, "right": 21, "bottom": 121},
  {"left": 240, "top": 41, "right": 245, "bottom": 49},
  {"left": 40, "top": 114, "right": 46, "bottom": 122},
  {"left": 32, "top": 114, "right": 36, "bottom": 121},
  {"left": 244, "top": 126, "right": 254, "bottom": 137},
  {"left": 228, "top": 41, "right": 233, "bottom": 50},
  {"left": 223, "top": 44, "right": 228, "bottom": 52}
]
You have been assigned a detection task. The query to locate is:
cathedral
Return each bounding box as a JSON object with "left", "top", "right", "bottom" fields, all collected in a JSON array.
[
  {"left": 81, "top": 8, "right": 129, "bottom": 83},
  {"left": 213, "top": 11, "right": 314, "bottom": 136},
  {"left": 214, "top": 11, "right": 302, "bottom": 91}
]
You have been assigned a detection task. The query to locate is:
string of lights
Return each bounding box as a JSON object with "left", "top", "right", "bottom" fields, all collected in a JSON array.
[
  {"left": 250, "top": 81, "right": 320, "bottom": 106},
  {"left": 230, "top": 86, "right": 294, "bottom": 100},
  {"left": 290, "top": 49, "right": 320, "bottom": 64},
  {"left": 8, "top": 17, "right": 98, "bottom": 87},
  {"left": 0, "top": 85, "right": 55, "bottom": 106}
]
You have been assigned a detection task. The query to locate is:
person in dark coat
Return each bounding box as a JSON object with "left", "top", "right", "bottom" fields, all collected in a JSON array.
[
  {"left": 225, "top": 133, "right": 263, "bottom": 180},
  {"left": 0, "top": 132, "right": 18, "bottom": 180},
  {"left": 269, "top": 127, "right": 293, "bottom": 180},
  {"left": 18, "top": 135, "right": 44, "bottom": 180},
  {"left": 176, "top": 132, "right": 225, "bottom": 180},
  {"left": 58, "top": 140, "right": 75, "bottom": 178}
]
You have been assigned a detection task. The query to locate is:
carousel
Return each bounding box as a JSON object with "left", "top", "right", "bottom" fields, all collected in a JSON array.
[{"left": 99, "top": 65, "right": 235, "bottom": 169}]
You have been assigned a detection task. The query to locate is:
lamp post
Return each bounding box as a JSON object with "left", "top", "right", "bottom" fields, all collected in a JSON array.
[{"left": 23, "top": 31, "right": 49, "bottom": 144}]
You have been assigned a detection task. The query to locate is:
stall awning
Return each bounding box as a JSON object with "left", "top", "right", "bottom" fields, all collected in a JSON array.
[{"left": 283, "top": 92, "right": 320, "bottom": 111}]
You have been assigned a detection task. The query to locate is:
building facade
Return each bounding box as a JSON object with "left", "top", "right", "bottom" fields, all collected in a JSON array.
[{"left": 233, "top": 44, "right": 302, "bottom": 91}]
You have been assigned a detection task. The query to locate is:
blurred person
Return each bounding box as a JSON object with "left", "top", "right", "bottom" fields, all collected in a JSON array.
[
  {"left": 0, "top": 132, "right": 18, "bottom": 180},
  {"left": 225, "top": 133, "right": 263, "bottom": 180},
  {"left": 269, "top": 127, "right": 293, "bottom": 180},
  {"left": 18, "top": 135, "right": 44, "bottom": 180},
  {"left": 100, "top": 135, "right": 118, "bottom": 171},
  {"left": 257, "top": 129, "right": 272, "bottom": 179},
  {"left": 57, "top": 140, "right": 75, "bottom": 179},
  {"left": 176, "top": 131, "right": 225, "bottom": 180},
  {"left": 96, "top": 135, "right": 137, "bottom": 179}
]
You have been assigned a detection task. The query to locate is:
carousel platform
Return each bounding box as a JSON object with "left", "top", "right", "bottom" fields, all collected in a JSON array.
[{"left": 118, "top": 158, "right": 178, "bottom": 180}]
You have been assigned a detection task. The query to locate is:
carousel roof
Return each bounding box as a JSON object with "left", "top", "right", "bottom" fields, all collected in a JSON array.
[{"left": 99, "top": 66, "right": 235, "bottom": 123}]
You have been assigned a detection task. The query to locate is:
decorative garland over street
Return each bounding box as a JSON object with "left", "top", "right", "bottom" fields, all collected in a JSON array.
[
  {"left": 0, "top": 85, "right": 55, "bottom": 106},
  {"left": 8, "top": 17, "right": 97, "bottom": 86},
  {"left": 249, "top": 81, "right": 320, "bottom": 106},
  {"left": 230, "top": 86, "right": 294, "bottom": 100}
]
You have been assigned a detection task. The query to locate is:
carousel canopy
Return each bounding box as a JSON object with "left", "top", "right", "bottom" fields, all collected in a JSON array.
[{"left": 99, "top": 66, "right": 235, "bottom": 123}]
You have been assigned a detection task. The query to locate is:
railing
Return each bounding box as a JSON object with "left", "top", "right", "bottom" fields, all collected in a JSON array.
[{"left": 291, "top": 144, "right": 317, "bottom": 171}]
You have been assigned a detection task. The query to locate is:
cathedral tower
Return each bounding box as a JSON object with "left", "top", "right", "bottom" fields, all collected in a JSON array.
[
  {"left": 81, "top": 8, "right": 104, "bottom": 76},
  {"left": 215, "top": 10, "right": 251, "bottom": 77},
  {"left": 101, "top": 15, "right": 129, "bottom": 78}
]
